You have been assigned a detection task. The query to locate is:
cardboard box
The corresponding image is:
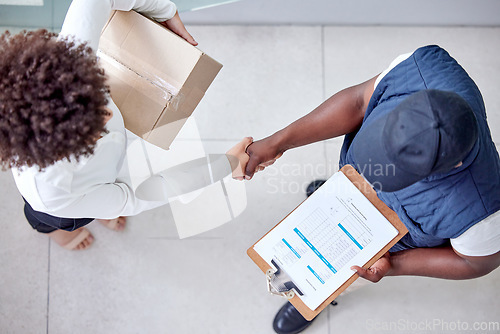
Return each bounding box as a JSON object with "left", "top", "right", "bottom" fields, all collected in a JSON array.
[{"left": 98, "top": 10, "right": 222, "bottom": 150}]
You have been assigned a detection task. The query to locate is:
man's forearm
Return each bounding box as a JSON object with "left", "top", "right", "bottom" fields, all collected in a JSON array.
[
  {"left": 389, "top": 246, "right": 499, "bottom": 280},
  {"left": 243, "top": 75, "right": 378, "bottom": 177},
  {"left": 271, "top": 76, "right": 378, "bottom": 153}
]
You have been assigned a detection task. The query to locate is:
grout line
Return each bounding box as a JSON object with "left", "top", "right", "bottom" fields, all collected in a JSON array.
[
  {"left": 46, "top": 239, "right": 51, "bottom": 334},
  {"left": 51, "top": 0, "right": 54, "bottom": 31},
  {"left": 321, "top": 26, "right": 329, "bottom": 179},
  {"left": 220, "top": 180, "right": 235, "bottom": 220},
  {"left": 322, "top": 140, "right": 328, "bottom": 179},
  {"left": 140, "top": 139, "right": 155, "bottom": 176},
  {"left": 327, "top": 304, "right": 331, "bottom": 334},
  {"left": 321, "top": 25, "right": 326, "bottom": 101},
  {"left": 177, "top": 137, "right": 246, "bottom": 142},
  {"left": 146, "top": 236, "right": 224, "bottom": 240}
]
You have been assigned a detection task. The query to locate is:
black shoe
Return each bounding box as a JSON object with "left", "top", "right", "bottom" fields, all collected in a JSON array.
[
  {"left": 273, "top": 302, "right": 313, "bottom": 334},
  {"left": 272, "top": 300, "right": 338, "bottom": 334},
  {"left": 306, "top": 180, "right": 326, "bottom": 197}
]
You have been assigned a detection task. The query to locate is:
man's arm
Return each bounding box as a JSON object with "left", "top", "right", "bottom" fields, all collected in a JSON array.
[
  {"left": 244, "top": 75, "right": 379, "bottom": 179},
  {"left": 352, "top": 246, "right": 500, "bottom": 282}
]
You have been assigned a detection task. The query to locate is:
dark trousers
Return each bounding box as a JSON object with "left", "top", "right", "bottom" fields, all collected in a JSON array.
[{"left": 23, "top": 198, "right": 94, "bottom": 234}]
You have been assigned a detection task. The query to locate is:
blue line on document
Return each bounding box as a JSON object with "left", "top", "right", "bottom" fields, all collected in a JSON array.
[
  {"left": 307, "top": 265, "right": 325, "bottom": 284},
  {"left": 282, "top": 238, "right": 301, "bottom": 259},
  {"left": 294, "top": 228, "right": 337, "bottom": 274},
  {"left": 338, "top": 223, "right": 363, "bottom": 250}
]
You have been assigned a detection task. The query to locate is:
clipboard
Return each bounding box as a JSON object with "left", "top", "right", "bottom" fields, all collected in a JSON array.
[{"left": 247, "top": 164, "right": 408, "bottom": 320}]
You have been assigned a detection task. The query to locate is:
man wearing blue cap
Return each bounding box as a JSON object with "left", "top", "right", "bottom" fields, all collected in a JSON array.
[{"left": 239, "top": 45, "right": 500, "bottom": 334}]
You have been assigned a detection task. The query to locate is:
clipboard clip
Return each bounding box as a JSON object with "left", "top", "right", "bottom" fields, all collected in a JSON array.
[{"left": 266, "top": 259, "right": 303, "bottom": 299}]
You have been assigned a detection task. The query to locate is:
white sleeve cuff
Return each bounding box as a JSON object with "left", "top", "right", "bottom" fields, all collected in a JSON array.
[{"left": 127, "top": 0, "right": 177, "bottom": 22}]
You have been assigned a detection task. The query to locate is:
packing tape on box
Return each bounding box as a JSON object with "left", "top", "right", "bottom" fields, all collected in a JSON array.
[
  {"left": 167, "top": 89, "right": 184, "bottom": 113},
  {"left": 97, "top": 50, "right": 180, "bottom": 102}
]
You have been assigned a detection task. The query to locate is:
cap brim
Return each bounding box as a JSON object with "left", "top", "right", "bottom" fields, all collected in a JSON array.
[{"left": 349, "top": 115, "right": 425, "bottom": 192}]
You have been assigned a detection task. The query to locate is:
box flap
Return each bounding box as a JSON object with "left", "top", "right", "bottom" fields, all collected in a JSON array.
[
  {"left": 99, "top": 52, "right": 173, "bottom": 138},
  {"left": 98, "top": 10, "right": 223, "bottom": 150},
  {"left": 153, "top": 54, "right": 222, "bottom": 131},
  {"left": 99, "top": 10, "right": 202, "bottom": 90}
]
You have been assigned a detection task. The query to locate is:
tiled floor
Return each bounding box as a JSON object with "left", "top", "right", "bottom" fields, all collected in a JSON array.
[{"left": 1, "top": 24, "right": 499, "bottom": 334}]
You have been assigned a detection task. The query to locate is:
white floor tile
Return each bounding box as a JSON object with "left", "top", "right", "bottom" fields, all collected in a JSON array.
[
  {"left": 324, "top": 140, "right": 344, "bottom": 177},
  {"left": 1, "top": 25, "right": 499, "bottom": 334},
  {"left": 327, "top": 272, "right": 500, "bottom": 333},
  {"left": 45, "top": 139, "right": 328, "bottom": 333},
  {"left": 186, "top": 25, "right": 325, "bottom": 141},
  {"left": 323, "top": 26, "right": 500, "bottom": 142},
  {"left": 0, "top": 171, "right": 49, "bottom": 333}
]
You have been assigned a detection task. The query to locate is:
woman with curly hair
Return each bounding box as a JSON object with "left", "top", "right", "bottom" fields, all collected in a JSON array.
[{"left": 0, "top": 0, "right": 197, "bottom": 250}]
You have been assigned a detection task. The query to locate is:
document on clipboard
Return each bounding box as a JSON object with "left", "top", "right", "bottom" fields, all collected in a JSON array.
[{"left": 247, "top": 165, "right": 407, "bottom": 320}]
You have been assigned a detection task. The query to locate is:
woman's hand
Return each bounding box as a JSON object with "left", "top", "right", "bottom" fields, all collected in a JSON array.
[
  {"left": 227, "top": 136, "right": 284, "bottom": 181},
  {"left": 160, "top": 11, "right": 197, "bottom": 46},
  {"left": 226, "top": 137, "right": 253, "bottom": 180}
]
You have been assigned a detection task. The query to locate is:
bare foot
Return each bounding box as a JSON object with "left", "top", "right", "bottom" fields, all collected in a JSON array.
[
  {"left": 48, "top": 228, "right": 94, "bottom": 250},
  {"left": 97, "top": 217, "right": 127, "bottom": 231}
]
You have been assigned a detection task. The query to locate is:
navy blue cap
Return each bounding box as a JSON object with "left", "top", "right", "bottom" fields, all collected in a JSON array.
[{"left": 350, "top": 89, "right": 478, "bottom": 192}]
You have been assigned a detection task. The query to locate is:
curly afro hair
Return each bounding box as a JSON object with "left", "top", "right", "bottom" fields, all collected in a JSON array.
[{"left": 0, "top": 29, "right": 110, "bottom": 170}]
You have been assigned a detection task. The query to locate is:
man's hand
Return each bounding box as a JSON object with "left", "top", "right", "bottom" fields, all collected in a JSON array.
[
  {"left": 160, "top": 11, "right": 197, "bottom": 46},
  {"left": 351, "top": 252, "right": 392, "bottom": 283},
  {"left": 353, "top": 247, "right": 500, "bottom": 281},
  {"left": 244, "top": 137, "right": 283, "bottom": 180}
]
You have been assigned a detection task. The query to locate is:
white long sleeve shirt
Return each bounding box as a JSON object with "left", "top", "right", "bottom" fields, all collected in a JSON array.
[{"left": 13, "top": 0, "right": 177, "bottom": 219}]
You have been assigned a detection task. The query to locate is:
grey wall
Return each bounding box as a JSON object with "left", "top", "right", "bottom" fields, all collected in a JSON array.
[
  {"left": 181, "top": 0, "right": 500, "bottom": 26},
  {"left": 1, "top": 0, "right": 500, "bottom": 29}
]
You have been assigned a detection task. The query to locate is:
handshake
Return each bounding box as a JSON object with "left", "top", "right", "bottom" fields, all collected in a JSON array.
[{"left": 226, "top": 137, "right": 283, "bottom": 181}]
